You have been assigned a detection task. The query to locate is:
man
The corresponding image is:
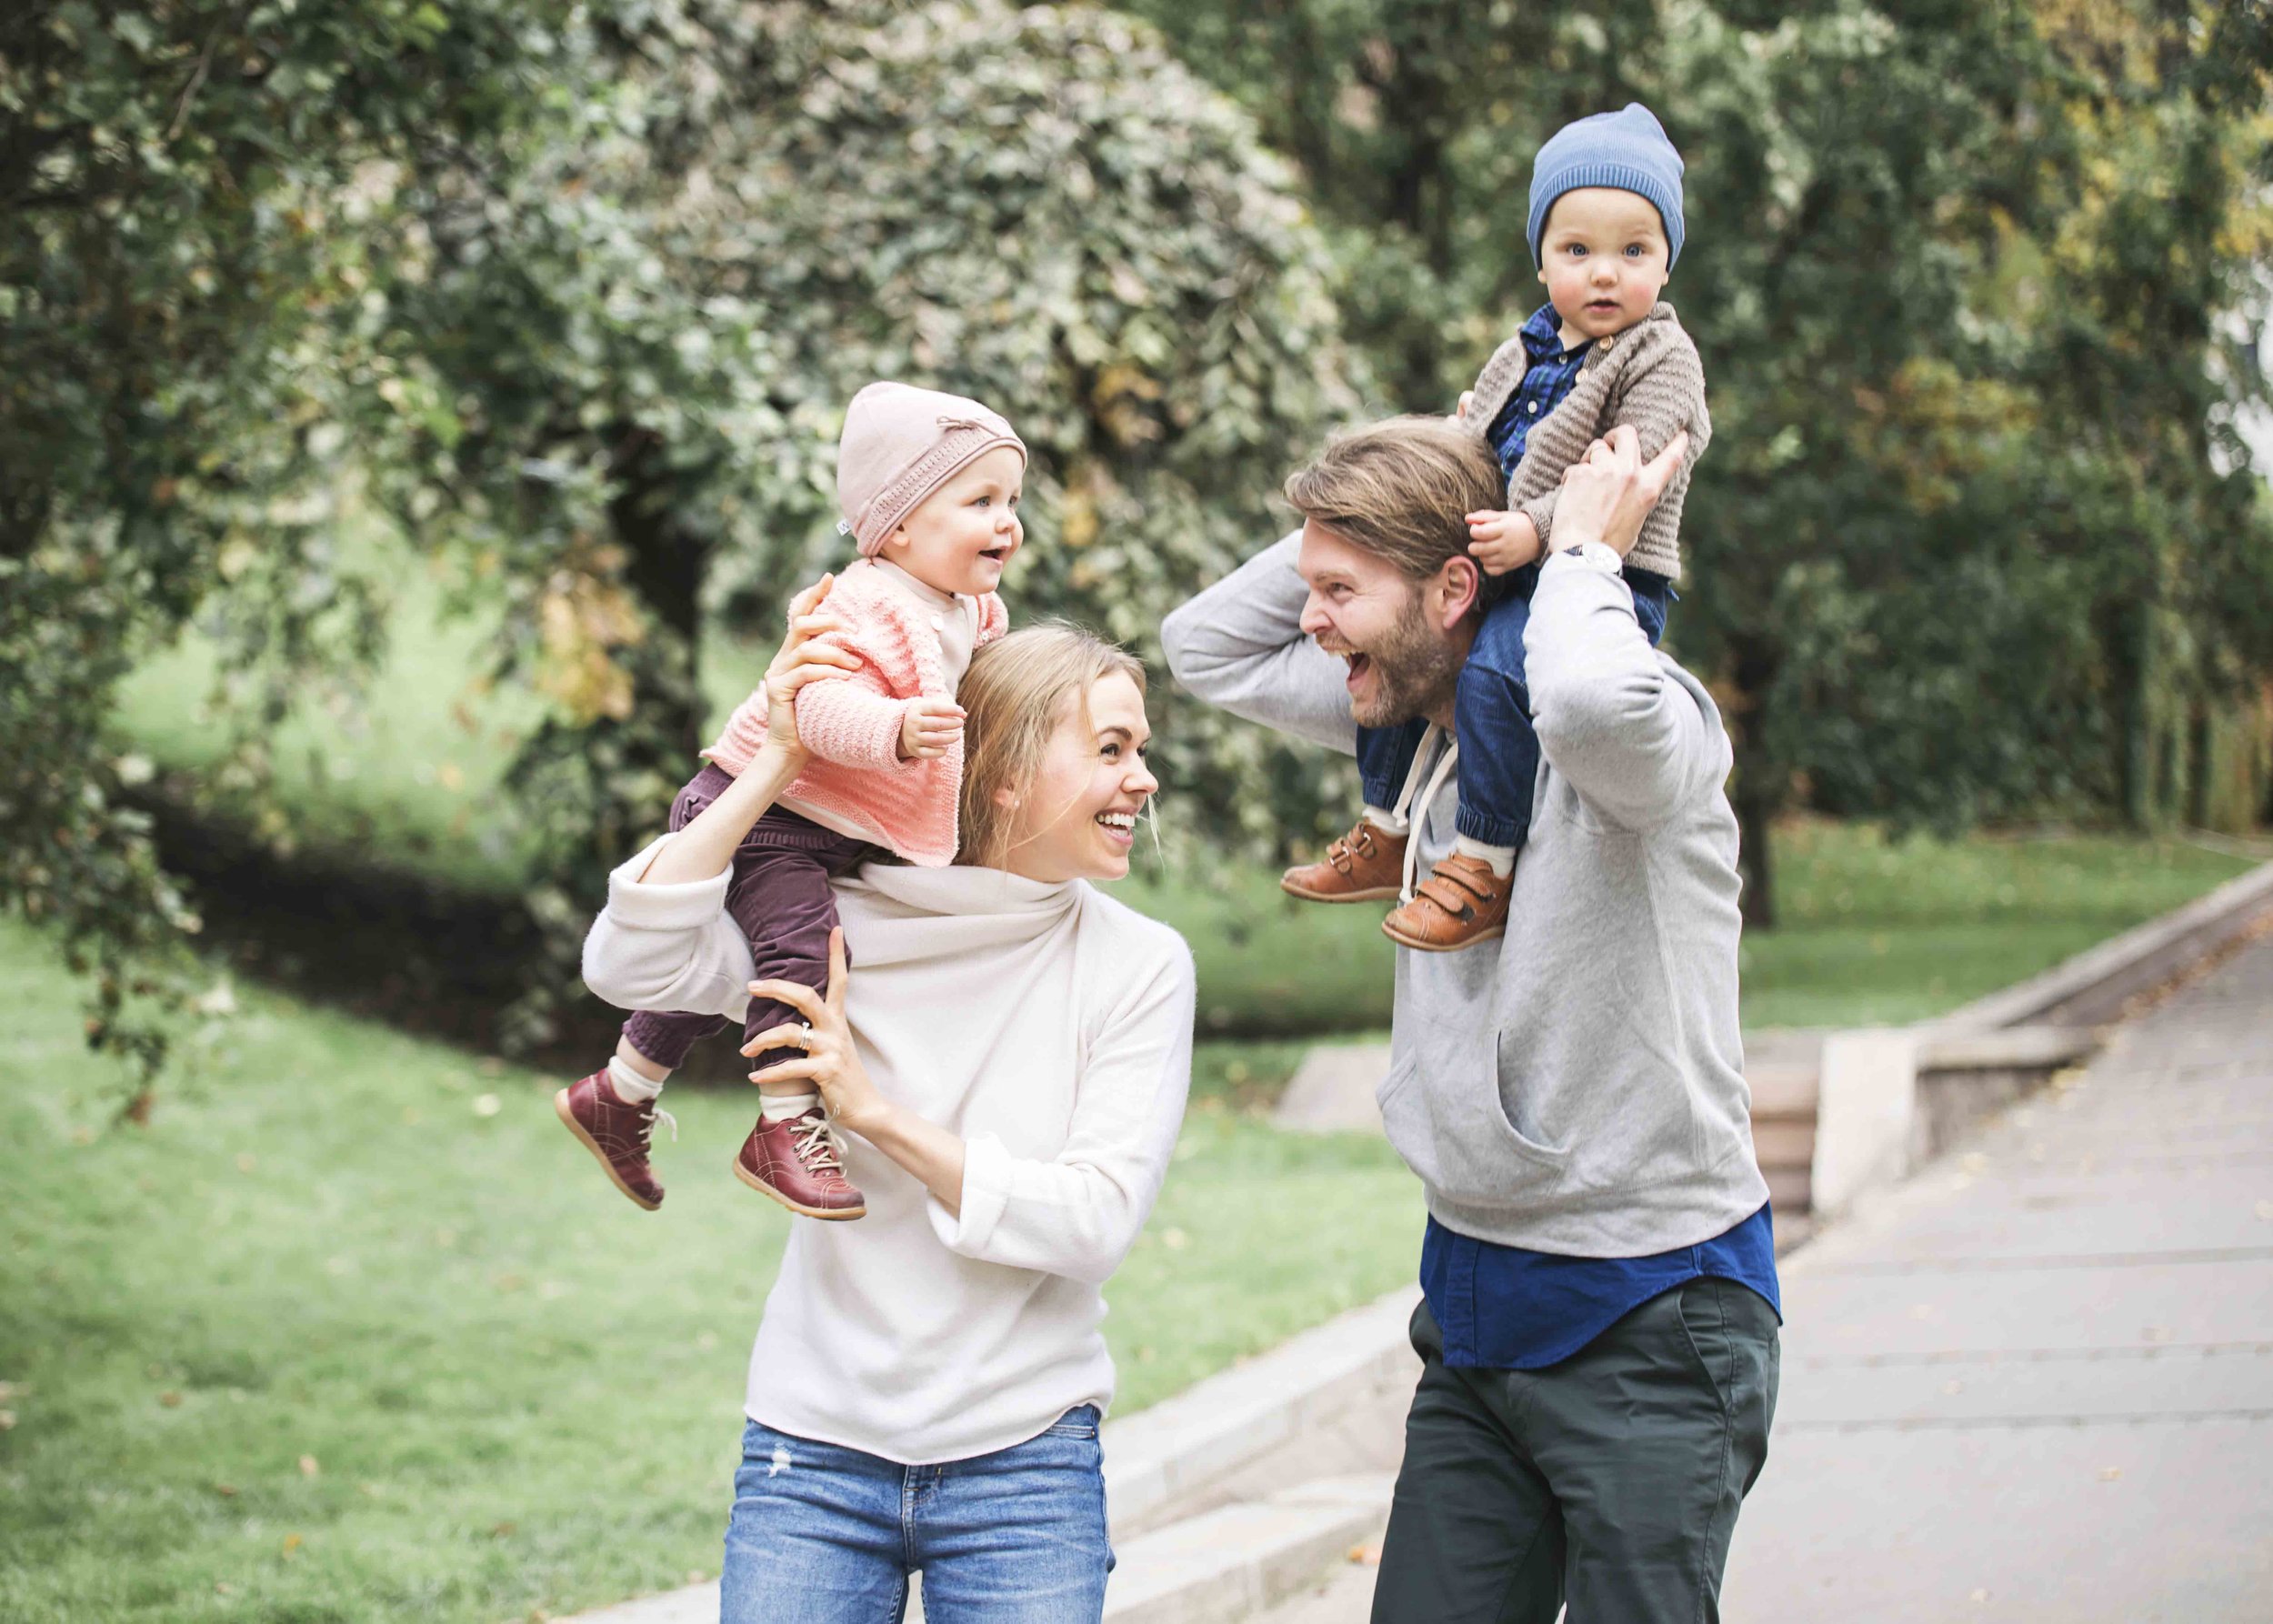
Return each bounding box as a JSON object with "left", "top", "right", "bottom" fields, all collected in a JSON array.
[{"left": 1161, "top": 418, "right": 1779, "bottom": 1622}]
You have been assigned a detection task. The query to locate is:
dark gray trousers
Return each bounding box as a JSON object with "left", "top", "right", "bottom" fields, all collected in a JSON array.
[{"left": 1371, "top": 1278, "right": 1778, "bottom": 1624}]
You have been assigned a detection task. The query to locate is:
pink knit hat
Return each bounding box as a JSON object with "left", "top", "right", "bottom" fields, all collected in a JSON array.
[{"left": 836, "top": 381, "right": 1027, "bottom": 557}]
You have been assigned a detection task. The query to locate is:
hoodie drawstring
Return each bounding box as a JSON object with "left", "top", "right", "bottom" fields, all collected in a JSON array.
[{"left": 1392, "top": 726, "right": 1460, "bottom": 904}]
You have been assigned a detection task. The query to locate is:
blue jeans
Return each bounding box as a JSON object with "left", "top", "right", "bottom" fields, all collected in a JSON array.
[
  {"left": 719, "top": 1408, "right": 1113, "bottom": 1624},
  {"left": 1355, "top": 567, "right": 1673, "bottom": 847}
]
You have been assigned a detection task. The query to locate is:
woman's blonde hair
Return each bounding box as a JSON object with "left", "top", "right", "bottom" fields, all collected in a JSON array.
[{"left": 956, "top": 623, "right": 1147, "bottom": 869}]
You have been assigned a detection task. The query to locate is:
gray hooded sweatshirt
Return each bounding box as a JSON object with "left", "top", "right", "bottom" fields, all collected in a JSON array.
[{"left": 1160, "top": 534, "right": 1767, "bottom": 1256}]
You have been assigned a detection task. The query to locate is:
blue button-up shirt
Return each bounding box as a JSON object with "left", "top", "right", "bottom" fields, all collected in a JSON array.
[
  {"left": 1484, "top": 303, "right": 1592, "bottom": 479},
  {"left": 1422, "top": 1206, "right": 1782, "bottom": 1369}
]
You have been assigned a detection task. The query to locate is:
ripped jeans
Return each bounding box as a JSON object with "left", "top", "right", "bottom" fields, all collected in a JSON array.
[{"left": 719, "top": 1408, "right": 1112, "bottom": 1623}]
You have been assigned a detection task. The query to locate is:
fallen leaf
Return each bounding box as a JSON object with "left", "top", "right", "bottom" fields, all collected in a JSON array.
[
  {"left": 299, "top": 1455, "right": 320, "bottom": 1478},
  {"left": 0, "top": 1410, "right": 16, "bottom": 1430},
  {"left": 214, "top": 1483, "right": 237, "bottom": 1498},
  {"left": 491, "top": 1521, "right": 517, "bottom": 1539},
  {"left": 235, "top": 1153, "right": 257, "bottom": 1173},
  {"left": 282, "top": 1533, "right": 303, "bottom": 1557},
  {"left": 159, "top": 1391, "right": 183, "bottom": 1408},
  {"left": 473, "top": 1093, "right": 503, "bottom": 1118}
]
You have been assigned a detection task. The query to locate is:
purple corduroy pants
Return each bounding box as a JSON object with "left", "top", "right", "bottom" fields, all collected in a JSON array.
[{"left": 620, "top": 765, "right": 875, "bottom": 1077}]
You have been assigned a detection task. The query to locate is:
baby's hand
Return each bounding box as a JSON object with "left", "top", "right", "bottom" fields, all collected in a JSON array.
[
  {"left": 898, "top": 696, "right": 966, "bottom": 761},
  {"left": 1466, "top": 509, "right": 1542, "bottom": 576}
]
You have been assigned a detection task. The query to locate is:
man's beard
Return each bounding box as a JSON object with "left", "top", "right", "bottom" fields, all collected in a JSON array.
[{"left": 1334, "top": 592, "right": 1462, "bottom": 729}]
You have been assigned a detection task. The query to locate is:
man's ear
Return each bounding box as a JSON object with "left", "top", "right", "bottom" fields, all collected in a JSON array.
[{"left": 1436, "top": 556, "right": 1482, "bottom": 632}]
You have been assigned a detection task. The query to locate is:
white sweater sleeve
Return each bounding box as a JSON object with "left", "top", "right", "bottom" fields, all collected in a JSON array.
[
  {"left": 578, "top": 836, "right": 757, "bottom": 1020},
  {"left": 928, "top": 941, "right": 1197, "bottom": 1286}
]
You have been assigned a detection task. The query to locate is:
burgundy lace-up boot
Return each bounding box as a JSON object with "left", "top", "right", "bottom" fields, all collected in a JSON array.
[
  {"left": 555, "top": 1070, "right": 671, "bottom": 1210},
  {"left": 734, "top": 1106, "right": 866, "bottom": 1220}
]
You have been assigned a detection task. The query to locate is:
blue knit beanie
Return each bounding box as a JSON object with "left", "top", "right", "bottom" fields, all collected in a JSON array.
[{"left": 1527, "top": 103, "right": 1686, "bottom": 268}]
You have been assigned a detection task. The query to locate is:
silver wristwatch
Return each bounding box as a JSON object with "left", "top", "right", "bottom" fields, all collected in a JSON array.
[{"left": 1550, "top": 537, "right": 1624, "bottom": 575}]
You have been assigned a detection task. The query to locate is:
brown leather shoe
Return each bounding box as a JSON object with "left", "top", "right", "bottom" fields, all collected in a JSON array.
[
  {"left": 734, "top": 1107, "right": 866, "bottom": 1220},
  {"left": 1381, "top": 853, "right": 1513, "bottom": 952},
  {"left": 1280, "top": 817, "right": 1408, "bottom": 903},
  {"left": 555, "top": 1070, "right": 671, "bottom": 1210}
]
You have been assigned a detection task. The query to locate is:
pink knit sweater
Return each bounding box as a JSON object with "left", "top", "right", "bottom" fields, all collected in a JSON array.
[{"left": 703, "top": 562, "right": 1009, "bottom": 867}]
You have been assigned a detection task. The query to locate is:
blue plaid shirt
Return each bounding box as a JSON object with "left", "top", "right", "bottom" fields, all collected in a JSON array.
[{"left": 1484, "top": 303, "right": 1591, "bottom": 480}]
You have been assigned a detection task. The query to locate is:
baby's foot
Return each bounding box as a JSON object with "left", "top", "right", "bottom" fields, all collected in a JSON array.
[
  {"left": 1382, "top": 853, "right": 1512, "bottom": 952},
  {"left": 556, "top": 1070, "right": 674, "bottom": 1210},
  {"left": 734, "top": 1107, "right": 866, "bottom": 1221},
  {"left": 1280, "top": 817, "right": 1407, "bottom": 904}
]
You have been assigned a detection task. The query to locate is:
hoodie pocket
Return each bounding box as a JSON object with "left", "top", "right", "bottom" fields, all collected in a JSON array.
[{"left": 1375, "top": 1056, "right": 1567, "bottom": 1208}]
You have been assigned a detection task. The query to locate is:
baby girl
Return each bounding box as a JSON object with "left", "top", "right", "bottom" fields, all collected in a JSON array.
[{"left": 557, "top": 382, "right": 1026, "bottom": 1219}]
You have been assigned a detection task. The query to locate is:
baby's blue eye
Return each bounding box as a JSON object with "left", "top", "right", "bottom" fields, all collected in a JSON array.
[{"left": 1625, "top": 244, "right": 1644, "bottom": 257}]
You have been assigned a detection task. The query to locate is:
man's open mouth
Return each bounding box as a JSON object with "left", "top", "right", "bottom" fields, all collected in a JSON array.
[{"left": 1344, "top": 652, "right": 1372, "bottom": 687}]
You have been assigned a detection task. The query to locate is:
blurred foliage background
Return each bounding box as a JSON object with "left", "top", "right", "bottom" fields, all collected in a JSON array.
[{"left": 5, "top": 0, "right": 2273, "bottom": 1090}]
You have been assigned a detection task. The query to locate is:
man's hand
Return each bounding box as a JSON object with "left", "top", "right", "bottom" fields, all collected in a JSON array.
[
  {"left": 898, "top": 696, "right": 966, "bottom": 760},
  {"left": 1552, "top": 426, "right": 1690, "bottom": 558},
  {"left": 1450, "top": 389, "right": 1476, "bottom": 425},
  {"left": 1466, "top": 509, "right": 1542, "bottom": 576}
]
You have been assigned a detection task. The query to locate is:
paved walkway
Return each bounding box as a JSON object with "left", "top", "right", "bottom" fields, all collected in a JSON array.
[{"left": 1262, "top": 929, "right": 2273, "bottom": 1621}]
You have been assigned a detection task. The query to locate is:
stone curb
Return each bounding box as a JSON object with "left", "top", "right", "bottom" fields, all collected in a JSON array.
[
  {"left": 1928, "top": 856, "right": 2273, "bottom": 1034},
  {"left": 1102, "top": 1287, "right": 1421, "bottom": 1539},
  {"left": 1101, "top": 1475, "right": 1395, "bottom": 1624},
  {"left": 1810, "top": 857, "right": 2273, "bottom": 1222}
]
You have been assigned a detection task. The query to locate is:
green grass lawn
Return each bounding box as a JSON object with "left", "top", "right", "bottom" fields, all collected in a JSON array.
[
  {"left": 1733, "top": 819, "right": 2262, "bottom": 1028},
  {"left": 0, "top": 918, "right": 1418, "bottom": 1624}
]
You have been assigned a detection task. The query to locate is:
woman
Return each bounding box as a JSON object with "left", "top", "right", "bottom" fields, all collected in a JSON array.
[{"left": 579, "top": 593, "right": 1192, "bottom": 1624}]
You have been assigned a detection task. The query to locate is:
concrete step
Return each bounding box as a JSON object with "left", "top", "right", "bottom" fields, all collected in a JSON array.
[{"left": 1101, "top": 1475, "right": 1394, "bottom": 1624}]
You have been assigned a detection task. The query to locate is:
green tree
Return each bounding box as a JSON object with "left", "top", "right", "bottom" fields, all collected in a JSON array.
[
  {"left": 1117, "top": 0, "right": 2273, "bottom": 922},
  {"left": 1, "top": 0, "right": 577, "bottom": 1090},
  {"left": 5, "top": 0, "right": 1365, "bottom": 1068}
]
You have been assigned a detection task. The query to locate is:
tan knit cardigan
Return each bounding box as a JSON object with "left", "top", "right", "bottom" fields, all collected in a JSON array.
[{"left": 1464, "top": 300, "right": 1710, "bottom": 583}]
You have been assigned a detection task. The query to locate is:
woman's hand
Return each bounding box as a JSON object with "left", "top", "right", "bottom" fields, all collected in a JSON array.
[
  {"left": 745, "top": 929, "right": 888, "bottom": 1138},
  {"left": 1553, "top": 425, "right": 1690, "bottom": 558},
  {"left": 760, "top": 576, "right": 861, "bottom": 767}
]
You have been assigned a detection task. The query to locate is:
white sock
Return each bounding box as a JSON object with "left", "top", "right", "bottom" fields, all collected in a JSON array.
[
  {"left": 1362, "top": 805, "right": 1408, "bottom": 835},
  {"left": 759, "top": 1091, "right": 821, "bottom": 1124},
  {"left": 1454, "top": 835, "right": 1516, "bottom": 877},
  {"left": 607, "top": 1056, "right": 665, "bottom": 1104}
]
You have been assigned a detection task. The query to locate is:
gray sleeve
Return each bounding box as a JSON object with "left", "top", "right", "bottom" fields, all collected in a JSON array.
[
  {"left": 1160, "top": 530, "right": 1358, "bottom": 757},
  {"left": 1523, "top": 554, "right": 1721, "bottom": 829}
]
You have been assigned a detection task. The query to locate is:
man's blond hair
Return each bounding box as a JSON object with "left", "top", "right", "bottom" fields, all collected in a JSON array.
[{"left": 1281, "top": 416, "right": 1507, "bottom": 586}]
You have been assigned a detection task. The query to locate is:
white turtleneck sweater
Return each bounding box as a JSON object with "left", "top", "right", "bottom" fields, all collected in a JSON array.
[{"left": 580, "top": 840, "right": 1197, "bottom": 1464}]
